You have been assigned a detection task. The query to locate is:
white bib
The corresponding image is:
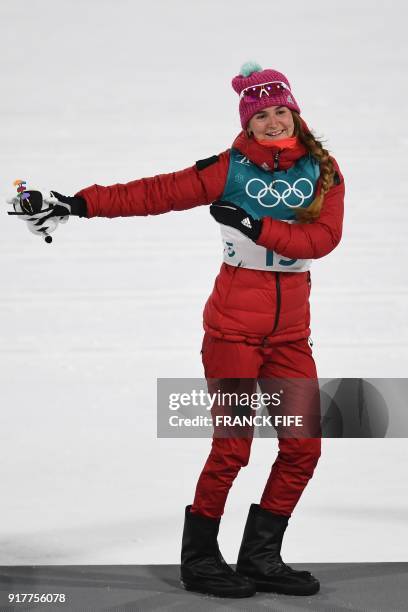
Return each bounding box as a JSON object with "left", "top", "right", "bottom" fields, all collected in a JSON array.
[{"left": 221, "top": 223, "right": 312, "bottom": 272}]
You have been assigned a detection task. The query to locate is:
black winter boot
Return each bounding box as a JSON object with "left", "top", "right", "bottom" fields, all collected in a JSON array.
[
  {"left": 236, "top": 504, "right": 320, "bottom": 596},
  {"left": 180, "top": 505, "right": 256, "bottom": 598}
]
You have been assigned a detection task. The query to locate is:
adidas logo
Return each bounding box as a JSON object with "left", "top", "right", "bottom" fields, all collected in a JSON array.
[{"left": 241, "top": 217, "right": 252, "bottom": 229}]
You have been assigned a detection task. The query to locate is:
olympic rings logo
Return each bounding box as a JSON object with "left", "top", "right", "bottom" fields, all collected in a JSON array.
[{"left": 245, "top": 177, "right": 314, "bottom": 208}]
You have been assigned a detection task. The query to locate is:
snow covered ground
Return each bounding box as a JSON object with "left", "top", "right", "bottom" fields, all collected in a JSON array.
[{"left": 0, "top": 0, "right": 407, "bottom": 564}]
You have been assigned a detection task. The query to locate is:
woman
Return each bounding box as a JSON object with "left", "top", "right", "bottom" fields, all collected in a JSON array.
[{"left": 14, "top": 61, "right": 345, "bottom": 599}]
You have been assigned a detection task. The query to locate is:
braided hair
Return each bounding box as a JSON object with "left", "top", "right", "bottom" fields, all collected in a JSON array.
[{"left": 292, "top": 111, "right": 335, "bottom": 222}]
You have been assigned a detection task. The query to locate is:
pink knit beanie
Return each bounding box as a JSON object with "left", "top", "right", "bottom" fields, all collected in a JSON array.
[{"left": 232, "top": 61, "right": 301, "bottom": 129}]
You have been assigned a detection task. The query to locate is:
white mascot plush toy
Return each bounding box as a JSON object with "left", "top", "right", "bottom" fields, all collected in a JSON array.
[{"left": 8, "top": 180, "right": 70, "bottom": 243}]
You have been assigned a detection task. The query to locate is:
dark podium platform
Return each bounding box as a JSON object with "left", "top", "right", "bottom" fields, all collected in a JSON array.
[{"left": 0, "top": 563, "right": 407, "bottom": 611}]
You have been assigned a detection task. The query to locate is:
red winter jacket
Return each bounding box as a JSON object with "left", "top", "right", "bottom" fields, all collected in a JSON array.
[{"left": 76, "top": 123, "right": 345, "bottom": 345}]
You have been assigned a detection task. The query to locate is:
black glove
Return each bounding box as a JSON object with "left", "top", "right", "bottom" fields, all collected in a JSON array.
[
  {"left": 48, "top": 191, "right": 88, "bottom": 217},
  {"left": 209, "top": 200, "right": 262, "bottom": 241}
]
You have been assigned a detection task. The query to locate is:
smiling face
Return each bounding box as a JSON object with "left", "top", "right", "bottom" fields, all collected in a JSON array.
[{"left": 247, "top": 105, "right": 295, "bottom": 141}]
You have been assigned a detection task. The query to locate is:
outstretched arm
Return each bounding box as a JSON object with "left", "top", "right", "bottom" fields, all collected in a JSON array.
[{"left": 75, "top": 152, "right": 230, "bottom": 218}]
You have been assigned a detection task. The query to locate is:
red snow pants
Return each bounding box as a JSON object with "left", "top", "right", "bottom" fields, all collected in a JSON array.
[{"left": 191, "top": 333, "right": 321, "bottom": 518}]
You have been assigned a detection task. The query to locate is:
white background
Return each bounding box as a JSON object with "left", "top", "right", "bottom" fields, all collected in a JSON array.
[{"left": 0, "top": 0, "right": 407, "bottom": 564}]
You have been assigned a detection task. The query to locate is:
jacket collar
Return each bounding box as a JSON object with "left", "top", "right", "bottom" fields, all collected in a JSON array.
[{"left": 231, "top": 117, "right": 311, "bottom": 171}]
